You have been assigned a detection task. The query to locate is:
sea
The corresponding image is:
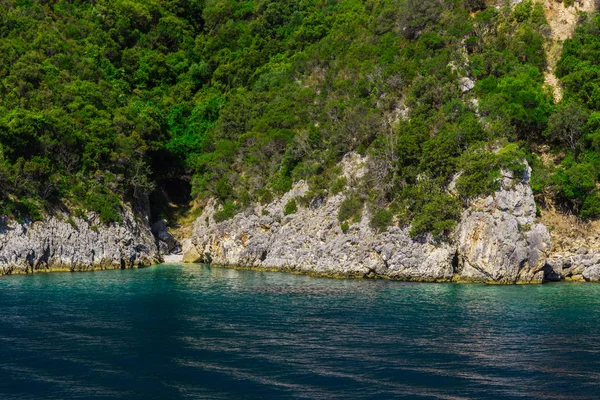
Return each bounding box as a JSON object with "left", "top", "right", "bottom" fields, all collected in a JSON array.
[{"left": 0, "top": 263, "right": 599, "bottom": 399}]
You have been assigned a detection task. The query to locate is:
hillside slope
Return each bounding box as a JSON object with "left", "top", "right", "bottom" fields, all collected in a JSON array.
[
  {"left": 2, "top": 0, "right": 600, "bottom": 276},
  {"left": 540, "top": 0, "right": 596, "bottom": 100}
]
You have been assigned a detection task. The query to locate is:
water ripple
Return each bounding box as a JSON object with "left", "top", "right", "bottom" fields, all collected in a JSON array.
[{"left": 1, "top": 265, "right": 600, "bottom": 399}]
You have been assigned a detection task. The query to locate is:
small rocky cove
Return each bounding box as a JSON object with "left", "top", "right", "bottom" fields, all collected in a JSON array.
[{"left": 0, "top": 155, "right": 598, "bottom": 283}]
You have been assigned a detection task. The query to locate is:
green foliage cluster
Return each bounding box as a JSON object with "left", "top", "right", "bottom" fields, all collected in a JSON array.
[
  {"left": 370, "top": 209, "right": 393, "bottom": 233},
  {"left": 338, "top": 193, "right": 363, "bottom": 223},
  {"left": 4, "top": 0, "right": 600, "bottom": 233},
  {"left": 340, "top": 221, "right": 350, "bottom": 234},
  {"left": 0, "top": 0, "right": 203, "bottom": 221},
  {"left": 546, "top": 14, "right": 600, "bottom": 218},
  {"left": 214, "top": 200, "right": 239, "bottom": 223},
  {"left": 410, "top": 193, "right": 462, "bottom": 239},
  {"left": 284, "top": 198, "right": 297, "bottom": 215}
]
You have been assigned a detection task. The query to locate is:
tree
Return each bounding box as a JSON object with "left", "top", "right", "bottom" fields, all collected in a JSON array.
[{"left": 545, "top": 102, "right": 590, "bottom": 155}]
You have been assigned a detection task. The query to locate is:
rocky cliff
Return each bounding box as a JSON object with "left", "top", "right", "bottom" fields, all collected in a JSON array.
[
  {"left": 0, "top": 207, "right": 160, "bottom": 274},
  {"left": 186, "top": 154, "right": 552, "bottom": 283},
  {"left": 455, "top": 169, "right": 551, "bottom": 283}
]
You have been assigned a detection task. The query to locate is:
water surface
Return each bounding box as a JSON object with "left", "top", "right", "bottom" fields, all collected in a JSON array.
[{"left": 0, "top": 264, "right": 599, "bottom": 399}]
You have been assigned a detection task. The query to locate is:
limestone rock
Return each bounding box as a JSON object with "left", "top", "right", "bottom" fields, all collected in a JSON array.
[
  {"left": 545, "top": 251, "right": 600, "bottom": 282},
  {"left": 188, "top": 157, "right": 551, "bottom": 284},
  {"left": 0, "top": 207, "right": 160, "bottom": 274},
  {"left": 456, "top": 166, "right": 551, "bottom": 283},
  {"left": 152, "top": 219, "right": 180, "bottom": 255},
  {"left": 459, "top": 77, "right": 475, "bottom": 92},
  {"left": 583, "top": 264, "right": 600, "bottom": 282},
  {"left": 182, "top": 238, "right": 202, "bottom": 263},
  {"left": 190, "top": 191, "right": 455, "bottom": 280}
]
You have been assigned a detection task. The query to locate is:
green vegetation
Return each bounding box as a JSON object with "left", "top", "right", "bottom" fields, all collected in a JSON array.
[
  {"left": 2, "top": 0, "right": 600, "bottom": 235},
  {"left": 340, "top": 221, "right": 350, "bottom": 234},
  {"left": 284, "top": 198, "right": 298, "bottom": 215},
  {"left": 410, "top": 194, "right": 462, "bottom": 239},
  {"left": 370, "top": 209, "right": 393, "bottom": 233},
  {"left": 338, "top": 194, "right": 363, "bottom": 223},
  {"left": 214, "top": 201, "right": 239, "bottom": 223},
  {"left": 550, "top": 13, "right": 600, "bottom": 216}
]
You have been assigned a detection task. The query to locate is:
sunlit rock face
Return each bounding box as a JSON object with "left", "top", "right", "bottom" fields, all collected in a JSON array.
[
  {"left": 188, "top": 155, "right": 551, "bottom": 284},
  {"left": 455, "top": 166, "right": 551, "bottom": 283},
  {"left": 0, "top": 206, "right": 159, "bottom": 274}
]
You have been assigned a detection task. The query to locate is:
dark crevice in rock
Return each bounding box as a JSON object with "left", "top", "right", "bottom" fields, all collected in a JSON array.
[
  {"left": 309, "top": 194, "right": 326, "bottom": 210},
  {"left": 542, "top": 263, "right": 564, "bottom": 282},
  {"left": 151, "top": 220, "right": 181, "bottom": 256},
  {"left": 259, "top": 249, "right": 268, "bottom": 262},
  {"left": 26, "top": 251, "right": 35, "bottom": 273},
  {"left": 451, "top": 251, "right": 460, "bottom": 275},
  {"left": 36, "top": 245, "right": 51, "bottom": 270},
  {"left": 363, "top": 266, "right": 378, "bottom": 278}
]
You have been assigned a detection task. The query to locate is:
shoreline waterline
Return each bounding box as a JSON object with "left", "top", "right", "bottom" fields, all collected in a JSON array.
[{"left": 0, "top": 260, "right": 594, "bottom": 284}]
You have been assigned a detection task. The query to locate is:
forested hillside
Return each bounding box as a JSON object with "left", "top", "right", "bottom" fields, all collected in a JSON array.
[{"left": 1, "top": 0, "right": 599, "bottom": 237}]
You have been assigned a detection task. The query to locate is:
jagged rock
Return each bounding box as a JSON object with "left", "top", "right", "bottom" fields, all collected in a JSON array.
[
  {"left": 187, "top": 155, "right": 551, "bottom": 284},
  {"left": 190, "top": 191, "right": 455, "bottom": 280},
  {"left": 545, "top": 251, "right": 600, "bottom": 282},
  {"left": 152, "top": 219, "right": 179, "bottom": 255},
  {"left": 151, "top": 220, "right": 167, "bottom": 235},
  {"left": 158, "top": 240, "right": 170, "bottom": 255},
  {"left": 583, "top": 265, "right": 600, "bottom": 282},
  {"left": 182, "top": 239, "right": 201, "bottom": 263},
  {"left": 0, "top": 207, "right": 160, "bottom": 274},
  {"left": 459, "top": 77, "right": 475, "bottom": 92},
  {"left": 455, "top": 166, "right": 551, "bottom": 283}
]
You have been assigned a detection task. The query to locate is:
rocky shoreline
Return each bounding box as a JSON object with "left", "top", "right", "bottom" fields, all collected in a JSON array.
[
  {"left": 180, "top": 154, "right": 600, "bottom": 284},
  {"left": 0, "top": 206, "right": 160, "bottom": 275},
  {"left": 2, "top": 155, "right": 599, "bottom": 283},
  {"left": 184, "top": 155, "right": 571, "bottom": 284}
]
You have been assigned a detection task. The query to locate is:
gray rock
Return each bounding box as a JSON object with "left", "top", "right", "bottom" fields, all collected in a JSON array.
[
  {"left": 152, "top": 219, "right": 179, "bottom": 255},
  {"left": 455, "top": 166, "right": 551, "bottom": 283},
  {"left": 546, "top": 251, "right": 600, "bottom": 282},
  {"left": 583, "top": 264, "right": 600, "bottom": 282},
  {"left": 0, "top": 207, "right": 159, "bottom": 274},
  {"left": 189, "top": 191, "right": 455, "bottom": 280},
  {"left": 186, "top": 158, "right": 551, "bottom": 284},
  {"left": 158, "top": 240, "right": 170, "bottom": 255},
  {"left": 151, "top": 220, "right": 167, "bottom": 235},
  {"left": 459, "top": 77, "right": 475, "bottom": 92}
]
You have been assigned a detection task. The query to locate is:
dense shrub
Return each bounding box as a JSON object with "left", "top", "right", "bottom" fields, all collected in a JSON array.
[
  {"left": 410, "top": 194, "right": 462, "bottom": 239},
  {"left": 331, "top": 177, "right": 347, "bottom": 195},
  {"left": 84, "top": 189, "right": 123, "bottom": 224},
  {"left": 455, "top": 150, "right": 500, "bottom": 198},
  {"left": 341, "top": 221, "right": 350, "bottom": 233},
  {"left": 370, "top": 209, "right": 393, "bottom": 233},
  {"left": 338, "top": 194, "right": 363, "bottom": 223},
  {"left": 214, "top": 201, "right": 239, "bottom": 223},
  {"left": 581, "top": 191, "right": 600, "bottom": 220},
  {"left": 284, "top": 199, "right": 298, "bottom": 215}
]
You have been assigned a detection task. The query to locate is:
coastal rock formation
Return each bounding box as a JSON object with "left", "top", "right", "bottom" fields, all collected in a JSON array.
[
  {"left": 187, "top": 154, "right": 551, "bottom": 283},
  {"left": 190, "top": 186, "right": 455, "bottom": 281},
  {"left": 0, "top": 207, "right": 160, "bottom": 274},
  {"left": 152, "top": 220, "right": 181, "bottom": 255},
  {"left": 455, "top": 168, "right": 551, "bottom": 283},
  {"left": 545, "top": 251, "right": 600, "bottom": 282}
]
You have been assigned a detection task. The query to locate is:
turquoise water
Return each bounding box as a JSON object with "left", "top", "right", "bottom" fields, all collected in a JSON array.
[{"left": 1, "top": 264, "right": 600, "bottom": 399}]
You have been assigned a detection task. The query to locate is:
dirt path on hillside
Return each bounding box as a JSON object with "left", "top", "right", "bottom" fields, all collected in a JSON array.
[{"left": 542, "top": 0, "right": 596, "bottom": 101}]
